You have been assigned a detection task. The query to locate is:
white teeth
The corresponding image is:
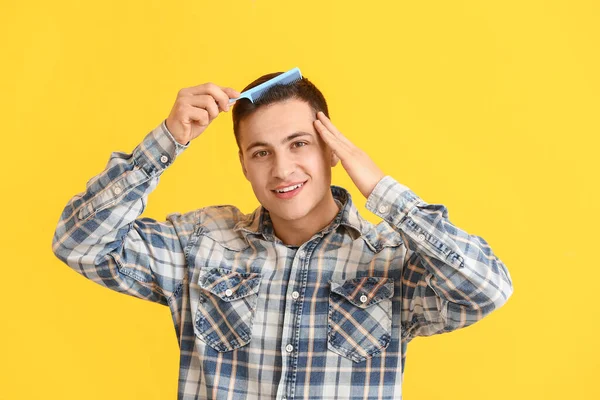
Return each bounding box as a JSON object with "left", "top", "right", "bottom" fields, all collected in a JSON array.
[{"left": 276, "top": 182, "right": 303, "bottom": 193}]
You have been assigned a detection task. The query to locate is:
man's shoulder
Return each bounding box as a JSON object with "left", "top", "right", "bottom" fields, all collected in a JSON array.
[
  {"left": 166, "top": 204, "right": 252, "bottom": 228},
  {"left": 167, "top": 204, "right": 254, "bottom": 251},
  {"left": 353, "top": 210, "right": 404, "bottom": 252}
]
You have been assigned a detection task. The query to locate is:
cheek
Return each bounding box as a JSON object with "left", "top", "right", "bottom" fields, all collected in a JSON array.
[
  {"left": 246, "top": 165, "right": 268, "bottom": 188},
  {"left": 305, "top": 152, "right": 329, "bottom": 172}
]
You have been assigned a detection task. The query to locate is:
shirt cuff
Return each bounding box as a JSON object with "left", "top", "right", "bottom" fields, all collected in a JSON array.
[
  {"left": 133, "top": 119, "right": 190, "bottom": 176},
  {"left": 162, "top": 119, "right": 191, "bottom": 149},
  {"left": 365, "top": 175, "right": 423, "bottom": 226}
]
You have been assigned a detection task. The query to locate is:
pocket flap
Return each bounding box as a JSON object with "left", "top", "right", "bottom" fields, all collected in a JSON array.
[
  {"left": 330, "top": 276, "right": 394, "bottom": 309},
  {"left": 198, "top": 267, "right": 261, "bottom": 301}
]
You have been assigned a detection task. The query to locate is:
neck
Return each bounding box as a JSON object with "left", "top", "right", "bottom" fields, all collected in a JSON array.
[{"left": 270, "top": 192, "right": 340, "bottom": 247}]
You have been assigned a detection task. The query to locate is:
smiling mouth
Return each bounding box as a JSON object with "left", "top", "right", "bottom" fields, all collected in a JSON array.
[{"left": 272, "top": 181, "right": 307, "bottom": 194}]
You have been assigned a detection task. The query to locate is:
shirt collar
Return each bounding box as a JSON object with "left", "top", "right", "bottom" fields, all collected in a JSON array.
[{"left": 233, "top": 185, "right": 369, "bottom": 242}]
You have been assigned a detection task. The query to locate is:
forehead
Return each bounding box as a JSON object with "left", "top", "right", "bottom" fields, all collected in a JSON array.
[{"left": 238, "top": 99, "right": 316, "bottom": 146}]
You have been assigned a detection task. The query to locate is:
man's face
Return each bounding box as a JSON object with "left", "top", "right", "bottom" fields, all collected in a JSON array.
[{"left": 237, "top": 98, "right": 339, "bottom": 224}]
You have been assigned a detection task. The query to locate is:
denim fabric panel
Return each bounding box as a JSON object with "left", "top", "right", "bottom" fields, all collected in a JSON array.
[
  {"left": 328, "top": 276, "right": 394, "bottom": 363},
  {"left": 193, "top": 267, "right": 262, "bottom": 352}
]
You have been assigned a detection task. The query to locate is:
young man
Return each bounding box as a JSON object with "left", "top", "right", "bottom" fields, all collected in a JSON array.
[{"left": 52, "top": 73, "right": 514, "bottom": 400}]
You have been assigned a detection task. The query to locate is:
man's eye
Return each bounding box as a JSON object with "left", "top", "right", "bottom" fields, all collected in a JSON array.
[
  {"left": 293, "top": 141, "right": 307, "bottom": 148},
  {"left": 253, "top": 150, "right": 269, "bottom": 158}
]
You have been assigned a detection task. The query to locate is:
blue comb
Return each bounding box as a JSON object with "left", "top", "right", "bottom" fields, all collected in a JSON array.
[{"left": 229, "top": 67, "right": 303, "bottom": 104}]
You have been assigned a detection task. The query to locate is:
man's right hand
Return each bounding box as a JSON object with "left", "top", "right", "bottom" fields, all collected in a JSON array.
[{"left": 165, "top": 83, "right": 241, "bottom": 145}]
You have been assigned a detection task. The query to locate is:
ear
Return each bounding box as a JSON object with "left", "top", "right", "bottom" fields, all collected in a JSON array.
[{"left": 239, "top": 151, "right": 249, "bottom": 180}]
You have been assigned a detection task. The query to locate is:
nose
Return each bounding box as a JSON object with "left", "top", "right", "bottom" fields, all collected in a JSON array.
[{"left": 272, "top": 151, "right": 296, "bottom": 180}]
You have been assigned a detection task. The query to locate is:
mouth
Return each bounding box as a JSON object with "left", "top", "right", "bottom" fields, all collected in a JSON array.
[{"left": 271, "top": 180, "right": 307, "bottom": 199}]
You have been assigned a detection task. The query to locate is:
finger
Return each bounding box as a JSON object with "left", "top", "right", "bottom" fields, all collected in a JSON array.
[
  {"left": 314, "top": 116, "right": 346, "bottom": 148},
  {"left": 187, "top": 95, "right": 220, "bottom": 120},
  {"left": 314, "top": 118, "right": 333, "bottom": 142},
  {"left": 188, "top": 107, "right": 210, "bottom": 127},
  {"left": 316, "top": 111, "right": 339, "bottom": 134},
  {"left": 314, "top": 119, "right": 342, "bottom": 154},
  {"left": 314, "top": 118, "right": 356, "bottom": 161},
  {"left": 317, "top": 111, "right": 354, "bottom": 146},
  {"left": 204, "top": 97, "right": 220, "bottom": 120},
  {"left": 203, "top": 83, "right": 232, "bottom": 112},
  {"left": 222, "top": 87, "right": 241, "bottom": 100},
  {"left": 222, "top": 87, "right": 242, "bottom": 110},
  {"left": 184, "top": 83, "right": 233, "bottom": 112}
]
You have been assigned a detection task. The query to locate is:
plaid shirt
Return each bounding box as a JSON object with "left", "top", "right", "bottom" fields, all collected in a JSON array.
[{"left": 52, "top": 120, "right": 514, "bottom": 400}]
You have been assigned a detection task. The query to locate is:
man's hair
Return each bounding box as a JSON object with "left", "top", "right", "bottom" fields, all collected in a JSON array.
[{"left": 232, "top": 72, "right": 329, "bottom": 151}]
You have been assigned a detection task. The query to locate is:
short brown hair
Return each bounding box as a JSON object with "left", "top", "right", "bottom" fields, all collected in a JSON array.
[{"left": 232, "top": 72, "right": 329, "bottom": 151}]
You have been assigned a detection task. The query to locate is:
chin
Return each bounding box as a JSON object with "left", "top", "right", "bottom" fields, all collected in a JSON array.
[
  {"left": 265, "top": 201, "right": 311, "bottom": 222},
  {"left": 279, "top": 208, "right": 311, "bottom": 222}
]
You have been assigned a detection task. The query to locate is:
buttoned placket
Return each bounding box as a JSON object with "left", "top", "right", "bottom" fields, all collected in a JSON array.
[{"left": 275, "top": 243, "right": 315, "bottom": 400}]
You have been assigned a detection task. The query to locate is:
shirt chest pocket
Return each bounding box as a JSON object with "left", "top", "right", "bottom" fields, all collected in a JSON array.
[
  {"left": 193, "top": 267, "right": 262, "bottom": 352},
  {"left": 327, "top": 276, "right": 394, "bottom": 363}
]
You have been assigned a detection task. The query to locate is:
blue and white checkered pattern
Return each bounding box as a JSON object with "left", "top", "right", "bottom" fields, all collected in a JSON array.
[{"left": 52, "top": 120, "right": 514, "bottom": 399}]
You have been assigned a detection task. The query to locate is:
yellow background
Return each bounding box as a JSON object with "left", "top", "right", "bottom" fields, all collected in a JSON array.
[{"left": 1, "top": 0, "right": 598, "bottom": 398}]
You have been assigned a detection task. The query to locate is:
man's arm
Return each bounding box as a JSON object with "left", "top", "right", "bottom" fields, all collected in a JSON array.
[
  {"left": 313, "top": 111, "right": 513, "bottom": 341},
  {"left": 51, "top": 120, "right": 194, "bottom": 306},
  {"left": 51, "top": 83, "right": 241, "bottom": 306},
  {"left": 366, "top": 176, "right": 514, "bottom": 341}
]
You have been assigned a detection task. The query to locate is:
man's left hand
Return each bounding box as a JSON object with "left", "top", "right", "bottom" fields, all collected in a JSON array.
[{"left": 314, "top": 111, "right": 386, "bottom": 199}]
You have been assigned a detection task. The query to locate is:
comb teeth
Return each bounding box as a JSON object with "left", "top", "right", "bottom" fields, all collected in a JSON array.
[
  {"left": 230, "top": 67, "right": 303, "bottom": 104},
  {"left": 249, "top": 76, "right": 302, "bottom": 102}
]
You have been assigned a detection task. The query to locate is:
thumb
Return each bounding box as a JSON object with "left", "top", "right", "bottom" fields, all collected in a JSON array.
[{"left": 222, "top": 86, "right": 241, "bottom": 100}]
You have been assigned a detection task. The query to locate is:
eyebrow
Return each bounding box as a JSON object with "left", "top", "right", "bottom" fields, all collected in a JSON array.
[{"left": 245, "top": 131, "right": 313, "bottom": 153}]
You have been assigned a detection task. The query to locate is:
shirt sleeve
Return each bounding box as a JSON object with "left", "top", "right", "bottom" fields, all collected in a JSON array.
[
  {"left": 51, "top": 119, "right": 195, "bottom": 306},
  {"left": 365, "top": 175, "right": 514, "bottom": 341}
]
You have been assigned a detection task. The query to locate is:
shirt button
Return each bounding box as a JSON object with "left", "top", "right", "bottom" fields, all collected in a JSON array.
[
  {"left": 299, "top": 250, "right": 306, "bottom": 258},
  {"left": 378, "top": 204, "right": 389, "bottom": 214},
  {"left": 417, "top": 234, "right": 426, "bottom": 241},
  {"left": 291, "top": 291, "right": 300, "bottom": 300},
  {"left": 113, "top": 186, "right": 122, "bottom": 195},
  {"left": 225, "top": 289, "right": 233, "bottom": 297},
  {"left": 285, "top": 344, "right": 294, "bottom": 353},
  {"left": 160, "top": 155, "right": 169, "bottom": 164},
  {"left": 360, "top": 294, "right": 368, "bottom": 303}
]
